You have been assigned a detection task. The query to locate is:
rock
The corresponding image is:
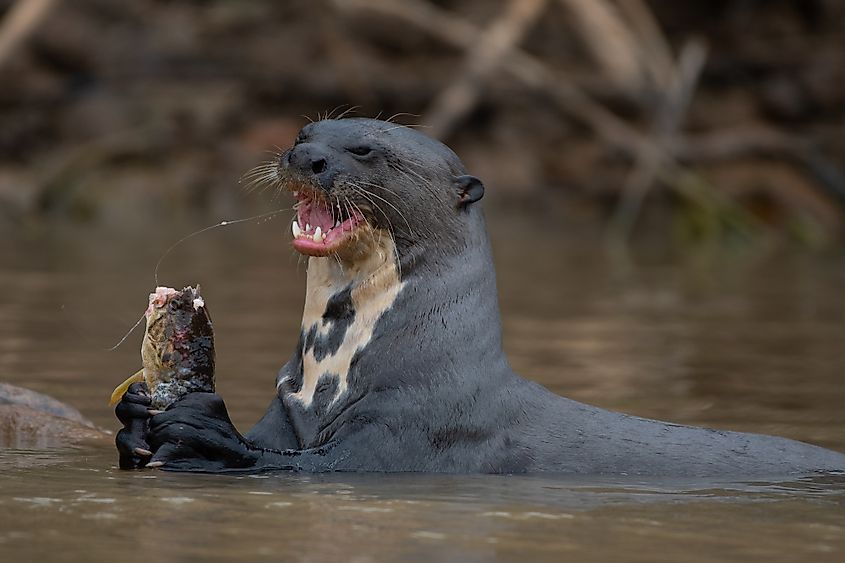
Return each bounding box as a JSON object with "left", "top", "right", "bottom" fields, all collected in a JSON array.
[{"left": 0, "top": 383, "right": 111, "bottom": 448}]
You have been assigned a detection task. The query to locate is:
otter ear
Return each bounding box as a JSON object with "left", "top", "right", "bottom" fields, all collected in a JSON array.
[{"left": 455, "top": 175, "right": 484, "bottom": 208}]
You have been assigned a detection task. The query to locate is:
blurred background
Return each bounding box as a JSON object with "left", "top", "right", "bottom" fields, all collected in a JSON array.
[
  {"left": 1, "top": 8, "right": 845, "bottom": 558},
  {"left": 0, "top": 0, "right": 844, "bottom": 448},
  {"left": 1, "top": 0, "right": 844, "bottom": 243}
]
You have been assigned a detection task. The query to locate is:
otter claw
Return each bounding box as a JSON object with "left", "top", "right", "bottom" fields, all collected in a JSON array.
[
  {"left": 133, "top": 447, "right": 153, "bottom": 457},
  {"left": 148, "top": 409, "right": 165, "bottom": 416},
  {"left": 146, "top": 461, "right": 164, "bottom": 468}
]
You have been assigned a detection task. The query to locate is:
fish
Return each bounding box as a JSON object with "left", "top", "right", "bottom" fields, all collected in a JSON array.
[{"left": 109, "top": 286, "right": 215, "bottom": 410}]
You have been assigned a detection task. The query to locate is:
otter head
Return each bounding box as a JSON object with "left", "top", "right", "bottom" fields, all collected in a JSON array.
[{"left": 276, "top": 118, "right": 485, "bottom": 269}]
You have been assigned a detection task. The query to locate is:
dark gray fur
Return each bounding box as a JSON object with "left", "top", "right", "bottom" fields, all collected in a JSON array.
[{"left": 120, "top": 118, "right": 845, "bottom": 476}]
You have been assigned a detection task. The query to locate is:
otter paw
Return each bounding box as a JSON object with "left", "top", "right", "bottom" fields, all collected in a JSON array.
[
  {"left": 146, "top": 393, "right": 257, "bottom": 472},
  {"left": 114, "top": 382, "right": 152, "bottom": 469}
]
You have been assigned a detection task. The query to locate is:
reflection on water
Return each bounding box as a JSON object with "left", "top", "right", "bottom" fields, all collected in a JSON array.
[
  {"left": 1, "top": 210, "right": 844, "bottom": 562},
  {"left": 1, "top": 447, "right": 843, "bottom": 563}
]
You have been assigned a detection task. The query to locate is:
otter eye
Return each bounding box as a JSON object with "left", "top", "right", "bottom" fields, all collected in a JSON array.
[
  {"left": 295, "top": 131, "right": 307, "bottom": 145},
  {"left": 347, "top": 145, "right": 373, "bottom": 157},
  {"left": 168, "top": 300, "right": 180, "bottom": 312}
]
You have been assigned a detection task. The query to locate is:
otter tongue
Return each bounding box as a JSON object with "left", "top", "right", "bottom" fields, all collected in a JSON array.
[{"left": 303, "top": 201, "right": 335, "bottom": 231}]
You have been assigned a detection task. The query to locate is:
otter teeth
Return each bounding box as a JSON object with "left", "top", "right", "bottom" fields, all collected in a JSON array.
[{"left": 293, "top": 213, "right": 351, "bottom": 244}]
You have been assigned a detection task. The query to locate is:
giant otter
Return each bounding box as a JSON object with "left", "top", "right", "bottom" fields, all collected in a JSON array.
[{"left": 116, "top": 118, "right": 845, "bottom": 475}]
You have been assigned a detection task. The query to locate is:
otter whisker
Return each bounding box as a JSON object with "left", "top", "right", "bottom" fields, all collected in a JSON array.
[
  {"left": 241, "top": 177, "right": 273, "bottom": 195},
  {"left": 253, "top": 170, "right": 279, "bottom": 188},
  {"left": 334, "top": 193, "right": 349, "bottom": 228},
  {"left": 351, "top": 181, "right": 415, "bottom": 236},
  {"left": 387, "top": 159, "right": 436, "bottom": 187},
  {"left": 386, "top": 227, "right": 402, "bottom": 280},
  {"left": 389, "top": 165, "right": 438, "bottom": 199},
  {"left": 239, "top": 170, "right": 274, "bottom": 187},
  {"left": 242, "top": 160, "right": 275, "bottom": 172},
  {"left": 240, "top": 162, "right": 282, "bottom": 194},
  {"left": 328, "top": 206, "right": 346, "bottom": 273},
  {"left": 350, "top": 187, "right": 407, "bottom": 281},
  {"left": 240, "top": 161, "right": 277, "bottom": 179},
  {"left": 359, "top": 181, "right": 418, "bottom": 216},
  {"left": 399, "top": 167, "right": 437, "bottom": 194},
  {"left": 324, "top": 104, "right": 348, "bottom": 121},
  {"left": 377, "top": 124, "right": 431, "bottom": 135},
  {"left": 355, "top": 178, "right": 406, "bottom": 199},
  {"left": 349, "top": 182, "right": 414, "bottom": 239},
  {"left": 361, "top": 197, "right": 402, "bottom": 280},
  {"left": 335, "top": 105, "right": 361, "bottom": 120},
  {"left": 341, "top": 196, "right": 356, "bottom": 229},
  {"left": 254, "top": 176, "right": 279, "bottom": 196},
  {"left": 332, "top": 253, "right": 345, "bottom": 274},
  {"left": 344, "top": 197, "right": 377, "bottom": 252},
  {"left": 273, "top": 179, "right": 291, "bottom": 199},
  {"left": 395, "top": 155, "right": 433, "bottom": 173},
  {"left": 346, "top": 182, "right": 392, "bottom": 230},
  {"left": 357, "top": 180, "right": 416, "bottom": 209},
  {"left": 345, "top": 195, "right": 382, "bottom": 269},
  {"left": 268, "top": 179, "right": 287, "bottom": 200},
  {"left": 245, "top": 160, "right": 276, "bottom": 173},
  {"left": 386, "top": 161, "right": 434, "bottom": 190},
  {"left": 384, "top": 112, "right": 421, "bottom": 124},
  {"left": 345, "top": 196, "right": 365, "bottom": 223}
]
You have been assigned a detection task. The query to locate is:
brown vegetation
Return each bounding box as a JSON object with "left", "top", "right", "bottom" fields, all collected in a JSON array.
[{"left": 0, "top": 0, "right": 843, "bottom": 243}]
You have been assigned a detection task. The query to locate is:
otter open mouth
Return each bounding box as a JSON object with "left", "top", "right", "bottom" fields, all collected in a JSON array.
[{"left": 291, "top": 191, "right": 367, "bottom": 256}]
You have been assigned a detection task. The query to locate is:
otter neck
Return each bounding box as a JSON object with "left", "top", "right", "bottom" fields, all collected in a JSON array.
[
  {"left": 394, "top": 212, "right": 511, "bottom": 378},
  {"left": 292, "top": 235, "right": 404, "bottom": 407}
]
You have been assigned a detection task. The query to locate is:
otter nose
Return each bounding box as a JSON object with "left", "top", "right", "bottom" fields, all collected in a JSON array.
[{"left": 284, "top": 143, "right": 333, "bottom": 188}]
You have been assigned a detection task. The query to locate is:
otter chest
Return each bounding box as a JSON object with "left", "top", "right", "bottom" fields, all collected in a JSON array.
[{"left": 288, "top": 248, "right": 403, "bottom": 408}]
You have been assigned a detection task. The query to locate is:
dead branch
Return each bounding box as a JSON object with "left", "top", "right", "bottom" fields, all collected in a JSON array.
[
  {"left": 613, "top": 0, "right": 676, "bottom": 91},
  {"left": 424, "top": 0, "right": 548, "bottom": 139},
  {"left": 609, "top": 39, "right": 708, "bottom": 238},
  {"left": 557, "top": 0, "right": 648, "bottom": 93},
  {"left": 0, "top": 0, "right": 59, "bottom": 72},
  {"left": 332, "top": 0, "right": 655, "bottom": 159}
]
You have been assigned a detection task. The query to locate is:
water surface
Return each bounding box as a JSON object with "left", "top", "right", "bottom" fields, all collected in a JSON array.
[{"left": 1, "top": 210, "right": 843, "bottom": 561}]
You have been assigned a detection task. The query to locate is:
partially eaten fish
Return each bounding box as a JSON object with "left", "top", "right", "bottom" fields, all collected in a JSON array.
[{"left": 109, "top": 286, "right": 215, "bottom": 410}]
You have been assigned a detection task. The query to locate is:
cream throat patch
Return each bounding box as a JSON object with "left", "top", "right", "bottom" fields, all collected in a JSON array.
[{"left": 287, "top": 233, "right": 403, "bottom": 407}]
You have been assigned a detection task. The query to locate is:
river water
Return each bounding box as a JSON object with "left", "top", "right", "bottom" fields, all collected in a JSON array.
[{"left": 1, "top": 208, "right": 843, "bottom": 562}]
